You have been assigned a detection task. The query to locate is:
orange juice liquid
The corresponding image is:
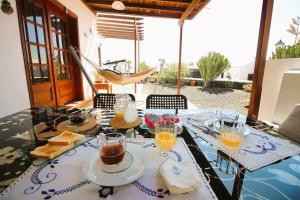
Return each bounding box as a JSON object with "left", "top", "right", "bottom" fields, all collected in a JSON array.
[
  {"left": 220, "top": 130, "right": 242, "bottom": 148},
  {"left": 155, "top": 132, "right": 176, "bottom": 151},
  {"left": 115, "top": 112, "right": 124, "bottom": 119}
]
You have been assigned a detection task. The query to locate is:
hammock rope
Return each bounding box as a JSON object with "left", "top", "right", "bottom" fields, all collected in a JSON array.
[{"left": 72, "top": 47, "right": 156, "bottom": 85}]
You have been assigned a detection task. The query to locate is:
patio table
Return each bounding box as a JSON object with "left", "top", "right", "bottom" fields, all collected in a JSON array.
[{"left": 0, "top": 108, "right": 299, "bottom": 200}]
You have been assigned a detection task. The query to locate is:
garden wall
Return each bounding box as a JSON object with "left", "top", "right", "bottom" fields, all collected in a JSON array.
[{"left": 258, "top": 58, "right": 300, "bottom": 123}]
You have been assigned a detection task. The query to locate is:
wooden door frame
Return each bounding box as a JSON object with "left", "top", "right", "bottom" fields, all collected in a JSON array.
[
  {"left": 16, "top": 0, "right": 35, "bottom": 107},
  {"left": 16, "top": 0, "right": 84, "bottom": 108}
]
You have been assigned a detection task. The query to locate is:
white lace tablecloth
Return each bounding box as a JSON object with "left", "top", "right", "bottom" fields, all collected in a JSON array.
[
  {"left": 0, "top": 138, "right": 218, "bottom": 200},
  {"left": 182, "top": 114, "right": 300, "bottom": 171}
]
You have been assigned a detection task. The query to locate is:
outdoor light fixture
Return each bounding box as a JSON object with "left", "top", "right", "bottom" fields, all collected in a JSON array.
[
  {"left": 112, "top": 1, "right": 125, "bottom": 10},
  {"left": 1, "top": 0, "right": 14, "bottom": 15}
]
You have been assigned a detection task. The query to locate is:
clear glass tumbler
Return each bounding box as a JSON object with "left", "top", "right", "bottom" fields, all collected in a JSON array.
[
  {"left": 219, "top": 119, "right": 245, "bottom": 149},
  {"left": 97, "top": 133, "right": 126, "bottom": 165}
]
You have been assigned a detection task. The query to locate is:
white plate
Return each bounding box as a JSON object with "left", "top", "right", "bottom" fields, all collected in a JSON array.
[{"left": 83, "top": 143, "right": 148, "bottom": 186}]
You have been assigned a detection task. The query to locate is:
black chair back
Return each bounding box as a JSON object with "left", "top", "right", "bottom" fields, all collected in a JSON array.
[
  {"left": 94, "top": 93, "right": 135, "bottom": 109},
  {"left": 146, "top": 94, "right": 188, "bottom": 110}
]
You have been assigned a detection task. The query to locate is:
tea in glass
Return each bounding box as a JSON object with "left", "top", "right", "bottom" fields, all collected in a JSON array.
[{"left": 97, "top": 133, "right": 126, "bottom": 165}]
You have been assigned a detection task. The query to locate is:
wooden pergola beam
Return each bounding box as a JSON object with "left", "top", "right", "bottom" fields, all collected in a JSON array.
[
  {"left": 179, "top": 0, "right": 205, "bottom": 23},
  {"left": 100, "top": 32, "right": 144, "bottom": 37},
  {"left": 134, "top": 19, "right": 137, "bottom": 93},
  {"left": 100, "top": 34, "right": 144, "bottom": 39},
  {"left": 97, "top": 19, "right": 144, "bottom": 25},
  {"left": 97, "top": 27, "right": 144, "bottom": 33},
  {"left": 155, "top": 0, "right": 191, "bottom": 3},
  {"left": 98, "top": 26, "right": 143, "bottom": 32},
  {"left": 92, "top": 7, "right": 182, "bottom": 19},
  {"left": 104, "top": 35, "right": 144, "bottom": 41},
  {"left": 177, "top": 22, "right": 184, "bottom": 95},
  {"left": 87, "top": 0, "right": 186, "bottom": 12},
  {"left": 248, "top": 0, "right": 274, "bottom": 120},
  {"left": 97, "top": 13, "right": 143, "bottom": 21},
  {"left": 187, "top": 0, "right": 210, "bottom": 19},
  {"left": 97, "top": 23, "right": 143, "bottom": 29},
  {"left": 99, "top": 30, "right": 143, "bottom": 36}
]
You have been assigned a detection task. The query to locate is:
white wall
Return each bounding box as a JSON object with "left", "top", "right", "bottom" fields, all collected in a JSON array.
[
  {"left": 273, "top": 70, "right": 300, "bottom": 124},
  {"left": 230, "top": 60, "right": 255, "bottom": 81},
  {"left": 258, "top": 58, "right": 300, "bottom": 122},
  {"left": 58, "top": 0, "right": 100, "bottom": 99},
  {"left": 0, "top": 0, "right": 31, "bottom": 118},
  {"left": 0, "top": 0, "right": 99, "bottom": 118}
]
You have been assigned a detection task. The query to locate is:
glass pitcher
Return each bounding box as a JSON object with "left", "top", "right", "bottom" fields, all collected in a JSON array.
[
  {"left": 123, "top": 101, "right": 139, "bottom": 123},
  {"left": 114, "top": 94, "right": 132, "bottom": 119}
]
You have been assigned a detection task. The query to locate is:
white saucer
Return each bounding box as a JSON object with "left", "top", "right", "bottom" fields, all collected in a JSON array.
[{"left": 83, "top": 143, "right": 148, "bottom": 186}]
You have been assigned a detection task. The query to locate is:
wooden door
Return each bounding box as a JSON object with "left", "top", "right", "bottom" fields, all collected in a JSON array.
[
  {"left": 17, "top": 0, "right": 79, "bottom": 108},
  {"left": 19, "top": 0, "right": 56, "bottom": 107},
  {"left": 47, "top": 2, "right": 76, "bottom": 106}
]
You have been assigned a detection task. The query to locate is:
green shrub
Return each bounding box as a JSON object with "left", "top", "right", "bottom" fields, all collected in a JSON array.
[
  {"left": 225, "top": 72, "right": 233, "bottom": 89},
  {"left": 271, "top": 41, "right": 300, "bottom": 59},
  {"left": 160, "top": 63, "right": 188, "bottom": 85},
  {"left": 197, "top": 52, "right": 231, "bottom": 87},
  {"left": 139, "top": 61, "right": 150, "bottom": 72}
]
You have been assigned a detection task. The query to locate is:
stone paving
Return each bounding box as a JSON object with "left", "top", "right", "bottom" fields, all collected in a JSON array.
[{"left": 113, "top": 83, "right": 250, "bottom": 115}]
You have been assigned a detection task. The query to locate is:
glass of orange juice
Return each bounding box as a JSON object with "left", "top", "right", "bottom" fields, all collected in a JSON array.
[
  {"left": 219, "top": 119, "right": 245, "bottom": 149},
  {"left": 155, "top": 123, "right": 177, "bottom": 153}
]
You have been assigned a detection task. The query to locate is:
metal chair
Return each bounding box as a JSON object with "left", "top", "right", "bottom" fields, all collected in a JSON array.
[
  {"left": 146, "top": 94, "right": 188, "bottom": 112},
  {"left": 94, "top": 93, "right": 135, "bottom": 109}
]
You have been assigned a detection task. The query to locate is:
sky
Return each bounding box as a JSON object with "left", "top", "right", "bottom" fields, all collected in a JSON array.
[{"left": 100, "top": 0, "right": 300, "bottom": 68}]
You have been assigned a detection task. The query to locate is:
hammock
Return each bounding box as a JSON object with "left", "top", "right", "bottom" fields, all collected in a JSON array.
[{"left": 69, "top": 46, "right": 156, "bottom": 85}]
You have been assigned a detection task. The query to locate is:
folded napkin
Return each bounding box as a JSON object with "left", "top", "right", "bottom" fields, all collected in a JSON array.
[{"left": 160, "top": 158, "right": 201, "bottom": 194}]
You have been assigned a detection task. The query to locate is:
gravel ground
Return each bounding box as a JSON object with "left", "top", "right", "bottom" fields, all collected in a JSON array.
[{"left": 113, "top": 83, "right": 251, "bottom": 115}]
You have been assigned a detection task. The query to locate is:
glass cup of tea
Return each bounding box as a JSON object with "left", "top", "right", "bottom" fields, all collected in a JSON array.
[
  {"left": 97, "top": 133, "right": 126, "bottom": 165},
  {"left": 155, "top": 123, "right": 177, "bottom": 154}
]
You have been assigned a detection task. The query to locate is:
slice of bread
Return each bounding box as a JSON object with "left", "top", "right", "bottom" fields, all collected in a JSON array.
[
  {"left": 30, "top": 143, "right": 74, "bottom": 160},
  {"left": 48, "top": 131, "right": 85, "bottom": 145}
]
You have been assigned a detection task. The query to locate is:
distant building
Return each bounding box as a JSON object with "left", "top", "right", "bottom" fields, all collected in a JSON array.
[{"left": 275, "top": 40, "right": 285, "bottom": 49}]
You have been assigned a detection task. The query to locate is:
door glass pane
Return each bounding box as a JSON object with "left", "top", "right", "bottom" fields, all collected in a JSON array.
[
  {"left": 30, "top": 45, "right": 39, "bottom": 64},
  {"left": 53, "top": 50, "right": 59, "bottom": 64},
  {"left": 52, "top": 32, "right": 57, "bottom": 48},
  {"left": 56, "top": 18, "right": 61, "bottom": 33},
  {"left": 27, "top": 23, "right": 36, "bottom": 43},
  {"left": 50, "top": 15, "right": 57, "bottom": 29},
  {"left": 24, "top": 0, "right": 34, "bottom": 21},
  {"left": 37, "top": 27, "right": 45, "bottom": 45},
  {"left": 57, "top": 34, "right": 62, "bottom": 49},
  {"left": 60, "top": 52, "right": 68, "bottom": 65},
  {"left": 39, "top": 47, "right": 47, "bottom": 64},
  {"left": 61, "top": 36, "right": 67, "bottom": 49},
  {"left": 61, "top": 20, "right": 66, "bottom": 34},
  {"left": 32, "top": 65, "right": 42, "bottom": 83},
  {"left": 56, "top": 66, "right": 61, "bottom": 80},
  {"left": 42, "top": 66, "right": 49, "bottom": 82},
  {"left": 35, "top": 6, "right": 43, "bottom": 25}
]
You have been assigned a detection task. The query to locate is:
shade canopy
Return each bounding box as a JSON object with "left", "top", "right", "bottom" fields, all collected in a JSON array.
[
  {"left": 83, "top": 0, "right": 210, "bottom": 22},
  {"left": 97, "top": 13, "right": 144, "bottom": 41}
]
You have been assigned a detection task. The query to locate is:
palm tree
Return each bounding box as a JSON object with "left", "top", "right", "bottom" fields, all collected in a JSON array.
[{"left": 287, "top": 16, "right": 300, "bottom": 45}]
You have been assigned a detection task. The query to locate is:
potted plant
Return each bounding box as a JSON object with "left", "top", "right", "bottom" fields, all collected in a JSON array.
[{"left": 190, "top": 80, "right": 196, "bottom": 86}]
